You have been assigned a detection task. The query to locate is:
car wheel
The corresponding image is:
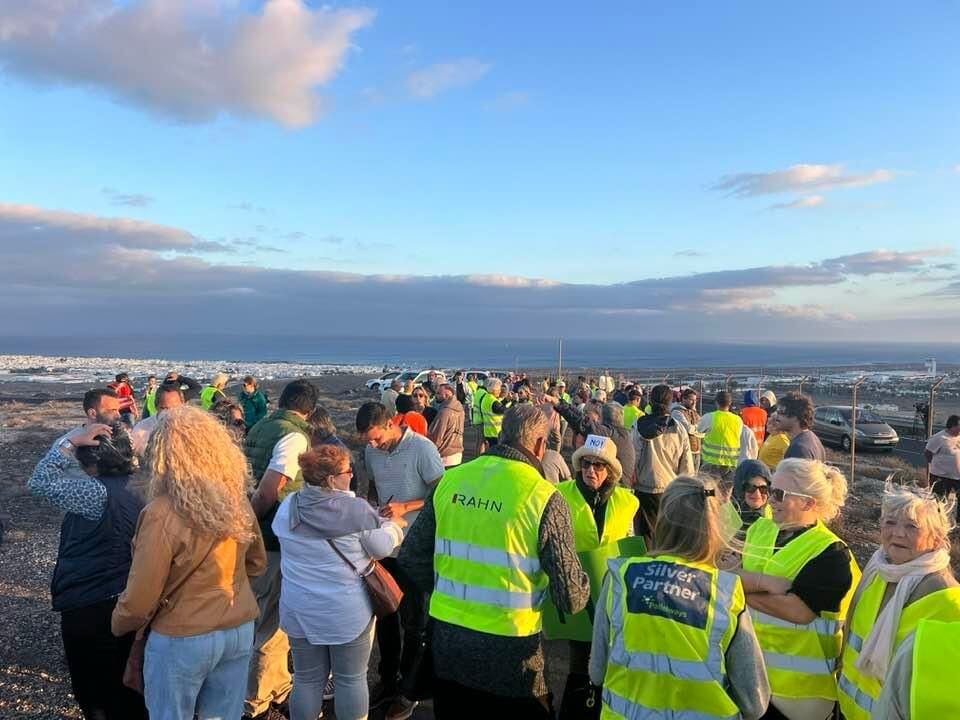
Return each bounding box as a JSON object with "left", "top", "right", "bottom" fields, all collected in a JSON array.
[
  {"left": 371, "top": 383, "right": 380, "bottom": 393},
  {"left": 841, "top": 435, "right": 852, "bottom": 452}
]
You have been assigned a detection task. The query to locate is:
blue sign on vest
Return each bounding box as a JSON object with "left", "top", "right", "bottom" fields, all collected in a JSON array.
[{"left": 625, "top": 561, "right": 712, "bottom": 630}]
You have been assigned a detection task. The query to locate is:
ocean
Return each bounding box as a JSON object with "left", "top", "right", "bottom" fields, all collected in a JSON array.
[{"left": 1, "top": 335, "right": 957, "bottom": 372}]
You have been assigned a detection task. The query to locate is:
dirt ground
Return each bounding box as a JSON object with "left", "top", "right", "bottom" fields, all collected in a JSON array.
[{"left": 0, "top": 372, "right": 941, "bottom": 719}]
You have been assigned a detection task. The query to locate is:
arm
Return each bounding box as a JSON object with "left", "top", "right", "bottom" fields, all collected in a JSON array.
[
  {"left": 724, "top": 610, "right": 771, "bottom": 720},
  {"left": 740, "top": 426, "right": 759, "bottom": 462},
  {"left": 696, "top": 414, "right": 712, "bottom": 435},
  {"left": 872, "top": 633, "right": 913, "bottom": 720},
  {"left": 178, "top": 375, "right": 202, "bottom": 401},
  {"left": 245, "top": 518, "right": 267, "bottom": 577},
  {"left": 397, "top": 487, "right": 438, "bottom": 594},
  {"left": 539, "top": 492, "right": 590, "bottom": 614},
  {"left": 111, "top": 504, "right": 175, "bottom": 636},
  {"left": 359, "top": 521, "right": 406, "bottom": 559},
  {"left": 250, "top": 469, "right": 291, "bottom": 518},
  {"left": 924, "top": 449, "right": 934, "bottom": 465},
  {"left": 677, "top": 428, "right": 694, "bottom": 475},
  {"left": 28, "top": 445, "right": 107, "bottom": 521},
  {"left": 250, "top": 433, "right": 308, "bottom": 517},
  {"left": 589, "top": 573, "right": 613, "bottom": 685}
]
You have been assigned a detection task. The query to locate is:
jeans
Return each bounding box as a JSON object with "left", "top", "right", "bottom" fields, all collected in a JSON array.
[
  {"left": 245, "top": 550, "right": 292, "bottom": 715},
  {"left": 932, "top": 476, "right": 960, "bottom": 522},
  {"left": 289, "top": 619, "right": 376, "bottom": 720},
  {"left": 376, "top": 557, "right": 430, "bottom": 695},
  {"left": 60, "top": 597, "right": 148, "bottom": 720},
  {"left": 144, "top": 621, "right": 254, "bottom": 720}
]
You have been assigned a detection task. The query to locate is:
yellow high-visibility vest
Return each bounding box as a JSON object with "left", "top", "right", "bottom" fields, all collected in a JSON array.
[
  {"left": 544, "top": 481, "right": 640, "bottom": 642},
  {"left": 701, "top": 411, "right": 742, "bottom": 467},
  {"left": 911, "top": 620, "right": 960, "bottom": 719},
  {"left": 600, "top": 554, "right": 744, "bottom": 719},
  {"left": 480, "top": 391, "right": 504, "bottom": 440},
  {"left": 743, "top": 517, "right": 861, "bottom": 701},
  {"left": 430, "top": 455, "right": 556, "bottom": 637},
  {"left": 200, "top": 385, "right": 221, "bottom": 410},
  {"left": 838, "top": 574, "right": 960, "bottom": 720}
]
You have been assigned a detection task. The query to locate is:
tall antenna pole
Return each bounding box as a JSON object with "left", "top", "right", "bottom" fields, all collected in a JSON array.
[{"left": 557, "top": 338, "right": 563, "bottom": 382}]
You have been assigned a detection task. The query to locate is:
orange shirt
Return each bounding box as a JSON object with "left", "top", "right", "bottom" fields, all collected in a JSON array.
[
  {"left": 392, "top": 411, "right": 428, "bottom": 436},
  {"left": 741, "top": 406, "right": 767, "bottom": 445}
]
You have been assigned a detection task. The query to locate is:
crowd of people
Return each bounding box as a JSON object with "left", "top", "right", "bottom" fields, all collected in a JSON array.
[{"left": 23, "top": 367, "right": 960, "bottom": 720}]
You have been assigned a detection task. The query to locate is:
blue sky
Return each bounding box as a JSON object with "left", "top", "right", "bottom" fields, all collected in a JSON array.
[{"left": 0, "top": 1, "right": 958, "bottom": 340}]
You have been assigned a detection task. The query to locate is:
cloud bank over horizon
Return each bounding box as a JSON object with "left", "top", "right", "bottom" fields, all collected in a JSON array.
[{"left": 1, "top": 201, "right": 956, "bottom": 341}]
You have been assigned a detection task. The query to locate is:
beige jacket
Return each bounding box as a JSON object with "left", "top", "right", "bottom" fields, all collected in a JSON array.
[
  {"left": 428, "top": 398, "right": 465, "bottom": 459},
  {"left": 111, "top": 494, "right": 266, "bottom": 637}
]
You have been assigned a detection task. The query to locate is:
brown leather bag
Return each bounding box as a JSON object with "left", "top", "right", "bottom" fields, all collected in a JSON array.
[{"left": 326, "top": 538, "right": 403, "bottom": 618}]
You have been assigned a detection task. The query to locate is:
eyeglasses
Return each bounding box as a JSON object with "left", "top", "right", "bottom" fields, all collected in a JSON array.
[
  {"left": 581, "top": 460, "right": 609, "bottom": 471},
  {"left": 334, "top": 468, "right": 354, "bottom": 477},
  {"left": 744, "top": 484, "right": 769, "bottom": 496},
  {"left": 769, "top": 487, "right": 814, "bottom": 503}
]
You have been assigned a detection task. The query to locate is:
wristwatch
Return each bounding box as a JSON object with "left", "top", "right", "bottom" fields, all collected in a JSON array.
[{"left": 57, "top": 437, "right": 76, "bottom": 452}]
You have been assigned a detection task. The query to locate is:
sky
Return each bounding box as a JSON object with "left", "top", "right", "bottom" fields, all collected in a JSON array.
[{"left": 1, "top": 0, "right": 958, "bottom": 342}]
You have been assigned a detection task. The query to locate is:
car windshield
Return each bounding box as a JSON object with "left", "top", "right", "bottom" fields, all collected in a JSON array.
[
  {"left": 397, "top": 372, "right": 416, "bottom": 381},
  {"left": 840, "top": 409, "right": 884, "bottom": 423}
]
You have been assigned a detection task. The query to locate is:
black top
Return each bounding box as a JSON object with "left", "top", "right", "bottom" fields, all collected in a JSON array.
[{"left": 778, "top": 525, "right": 853, "bottom": 614}]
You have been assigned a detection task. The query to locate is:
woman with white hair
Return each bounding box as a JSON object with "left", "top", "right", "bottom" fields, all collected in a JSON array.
[
  {"left": 200, "top": 372, "right": 229, "bottom": 410},
  {"left": 738, "top": 458, "right": 861, "bottom": 720},
  {"left": 838, "top": 487, "right": 960, "bottom": 720}
]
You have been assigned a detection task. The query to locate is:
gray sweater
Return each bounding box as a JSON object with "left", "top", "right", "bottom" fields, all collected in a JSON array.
[
  {"left": 397, "top": 444, "right": 590, "bottom": 698},
  {"left": 589, "top": 571, "right": 770, "bottom": 720}
]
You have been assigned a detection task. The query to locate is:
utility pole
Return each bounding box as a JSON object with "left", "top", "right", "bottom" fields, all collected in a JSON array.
[
  {"left": 557, "top": 338, "right": 563, "bottom": 382},
  {"left": 850, "top": 376, "right": 866, "bottom": 485},
  {"left": 926, "top": 376, "right": 946, "bottom": 486}
]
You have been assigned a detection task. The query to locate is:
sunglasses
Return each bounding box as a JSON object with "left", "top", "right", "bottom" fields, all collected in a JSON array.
[
  {"left": 769, "top": 487, "right": 814, "bottom": 503},
  {"left": 581, "top": 459, "right": 609, "bottom": 471},
  {"left": 745, "top": 484, "right": 769, "bottom": 496}
]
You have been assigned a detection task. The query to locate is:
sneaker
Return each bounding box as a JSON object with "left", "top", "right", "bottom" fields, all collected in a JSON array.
[
  {"left": 323, "top": 674, "right": 335, "bottom": 701},
  {"left": 385, "top": 695, "right": 419, "bottom": 720},
  {"left": 369, "top": 681, "right": 399, "bottom": 710}
]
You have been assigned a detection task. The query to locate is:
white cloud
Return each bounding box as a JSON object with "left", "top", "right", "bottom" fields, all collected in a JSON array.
[
  {"left": 0, "top": 0, "right": 375, "bottom": 127},
  {"left": 768, "top": 194, "right": 826, "bottom": 211},
  {"left": 406, "top": 58, "right": 491, "bottom": 99},
  {"left": 713, "top": 163, "right": 895, "bottom": 197},
  {"left": 102, "top": 187, "right": 154, "bottom": 207}
]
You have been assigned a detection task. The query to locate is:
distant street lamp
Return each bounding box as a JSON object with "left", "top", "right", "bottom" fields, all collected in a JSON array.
[{"left": 850, "top": 376, "right": 866, "bottom": 484}]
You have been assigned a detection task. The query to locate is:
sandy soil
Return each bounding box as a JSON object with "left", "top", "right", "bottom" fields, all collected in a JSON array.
[{"left": 0, "top": 372, "right": 950, "bottom": 719}]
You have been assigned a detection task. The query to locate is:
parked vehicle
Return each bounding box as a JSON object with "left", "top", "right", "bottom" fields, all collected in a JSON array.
[
  {"left": 395, "top": 369, "right": 447, "bottom": 388},
  {"left": 365, "top": 371, "right": 402, "bottom": 392},
  {"left": 812, "top": 405, "right": 899, "bottom": 452}
]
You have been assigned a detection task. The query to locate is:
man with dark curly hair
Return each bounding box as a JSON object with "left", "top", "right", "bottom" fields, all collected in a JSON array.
[{"left": 778, "top": 391, "right": 826, "bottom": 462}]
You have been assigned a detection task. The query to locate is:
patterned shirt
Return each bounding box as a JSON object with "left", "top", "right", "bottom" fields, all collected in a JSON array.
[{"left": 28, "top": 445, "right": 107, "bottom": 522}]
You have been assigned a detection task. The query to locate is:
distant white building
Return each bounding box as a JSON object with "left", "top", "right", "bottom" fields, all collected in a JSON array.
[{"left": 925, "top": 358, "right": 937, "bottom": 377}]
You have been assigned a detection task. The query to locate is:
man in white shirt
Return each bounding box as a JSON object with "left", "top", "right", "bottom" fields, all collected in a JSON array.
[
  {"left": 926, "top": 414, "right": 960, "bottom": 522},
  {"left": 245, "top": 380, "right": 319, "bottom": 720},
  {"left": 380, "top": 379, "right": 402, "bottom": 417}
]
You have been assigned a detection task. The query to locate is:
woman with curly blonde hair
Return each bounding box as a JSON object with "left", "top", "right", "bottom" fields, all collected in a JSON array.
[{"left": 112, "top": 405, "right": 266, "bottom": 720}]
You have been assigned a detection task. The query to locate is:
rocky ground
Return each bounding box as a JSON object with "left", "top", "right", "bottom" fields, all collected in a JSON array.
[{"left": 0, "top": 372, "right": 949, "bottom": 719}]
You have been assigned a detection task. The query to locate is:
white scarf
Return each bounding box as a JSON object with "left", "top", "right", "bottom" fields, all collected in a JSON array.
[{"left": 852, "top": 547, "right": 950, "bottom": 679}]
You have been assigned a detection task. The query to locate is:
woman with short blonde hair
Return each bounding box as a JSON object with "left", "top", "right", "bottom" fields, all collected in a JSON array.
[
  {"left": 112, "top": 405, "right": 266, "bottom": 720},
  {"left": 838, "top": 486, "right": 960, "bottom": 720},
  {"left": 590, "top": 475, "right": 770, "bottom": 719},
  {"left": 738, "top": 458, "right": 861, "bottom": 720}
]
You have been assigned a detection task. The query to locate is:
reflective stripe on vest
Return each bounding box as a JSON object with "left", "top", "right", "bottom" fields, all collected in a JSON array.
[
  {"left": 838, "top": 575, "right": 960, "bottom": 720},
  {"left": 700, "top": 411, "right": 741, "bottom": 467},
  {"left": 910, "top": 620, "right": 960, "bottom": 719},
  {"left": 430, "top": 455, "right": 555, "bottom": 637},
  {"left": 742, "top": 517, "right": 861, "bottom": 701},
  {"left": 600, "top": 555, "right": 743, "bottom": 720},
  {"left": 480, "top": 391, "right": 503, "bottom": 439}
]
